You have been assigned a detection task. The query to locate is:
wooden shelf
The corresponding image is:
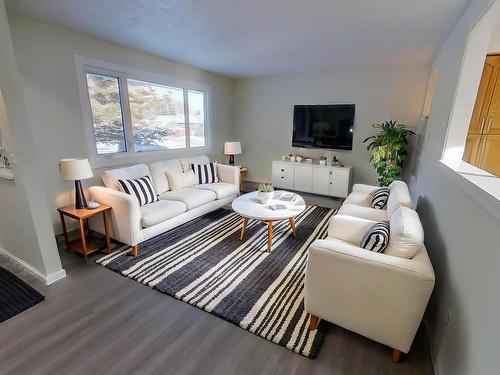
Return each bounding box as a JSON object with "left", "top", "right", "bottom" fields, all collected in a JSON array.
[{"left": 68, "top": 238, "right": 102, "bottom": 256}]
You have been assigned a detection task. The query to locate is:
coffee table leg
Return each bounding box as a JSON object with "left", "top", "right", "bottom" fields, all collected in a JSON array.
[
  {"left": 240, "top": 217, "right": 248, "bottom": 241},
  {"left": 267, "top": 221, "right": 273, "bottom": 252},
  {"left": 289, "top": 217, "right": 297, "bottom": 237}
]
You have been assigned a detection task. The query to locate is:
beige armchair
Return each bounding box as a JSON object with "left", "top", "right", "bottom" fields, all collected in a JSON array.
[{"left": 305, "top": 210, "right": 435, "bottom": 362}]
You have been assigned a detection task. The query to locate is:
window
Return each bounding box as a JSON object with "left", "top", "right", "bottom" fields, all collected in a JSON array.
[
  {"left": 188, "top": 90, "right": 206, "bottom": 148},
  {"left": 462, "top": 54, "right": 500, "bottom": 177},
  {"left": 86, "top": 73, "right": 127, "bottom": 154},
  {"left": 80, "top": 59, "right": 208, "bottom": 157},
  {"left": 438, "top": 0, "right": 500, "bottom": 219},
  {"left": 128, "top": 79, "right": 186, "bottom": 151}
]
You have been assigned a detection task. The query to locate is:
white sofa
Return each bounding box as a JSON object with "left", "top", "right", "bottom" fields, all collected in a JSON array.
[
  {"left": 88, "top": 155, "right": 239, "bottom": 256},
  {"left": 305, "top": 181, "right": 435, "bottom": 362},
  {"left": 338, "top": 180, "right": 413, "bottom": 221}
]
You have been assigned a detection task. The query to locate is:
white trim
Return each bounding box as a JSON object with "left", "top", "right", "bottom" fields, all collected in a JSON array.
[
  {"left": 0, "top": 246, "right": 67, "bottom": 285},
  {"left": 45, "top": 269, "right": 68, "bottom": 285},
  {"left": 73, "top": 55, "right": 212, "bottom": 168}
]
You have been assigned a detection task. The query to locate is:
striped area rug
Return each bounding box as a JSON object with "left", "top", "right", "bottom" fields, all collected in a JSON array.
[{"left": 97, "top": 206, "right": 335, "bottom": 358}]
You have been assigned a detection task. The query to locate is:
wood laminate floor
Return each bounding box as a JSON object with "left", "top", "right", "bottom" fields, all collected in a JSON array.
[{"left": 0, "top": 191, "right": 434, "bottom": 375}]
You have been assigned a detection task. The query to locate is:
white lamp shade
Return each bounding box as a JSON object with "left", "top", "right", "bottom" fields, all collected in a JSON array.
[
  {"left": 60, "top": 158, "right": 93, "bottom": 181},
  {"left": 224, "top": 142, "right": 242, "bottom": 155}
]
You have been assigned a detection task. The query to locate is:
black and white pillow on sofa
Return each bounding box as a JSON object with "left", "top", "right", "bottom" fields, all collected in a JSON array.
[
  {"left": 360, "top": 221, "right": 390, "bottom": 253},
  {"left": 190, "top": 162, "right": 218, "bottom": 184},
  {"left": 118, "top": 175, "right": 159, "bottom": 206},
  {"left": 371, "top": 187, "right": 390, "bottom": 209}
]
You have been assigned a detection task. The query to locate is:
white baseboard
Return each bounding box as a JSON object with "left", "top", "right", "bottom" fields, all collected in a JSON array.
[
  {"left": 45, "top": 269, "right": 67, "bottom": 285},
  {"left": 0, "top": 246, "right": 66, "bottom": 285}
]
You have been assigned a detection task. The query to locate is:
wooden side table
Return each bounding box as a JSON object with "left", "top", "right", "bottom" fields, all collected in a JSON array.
[
  {"left": 238, "top": 166, "right": 248, "bottom": 192},
  {"left": 57, "top": 205, "right": 112, "bottom": 262}
]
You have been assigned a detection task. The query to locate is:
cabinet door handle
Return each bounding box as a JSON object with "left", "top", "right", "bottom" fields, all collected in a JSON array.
[
  {"left": 480, "top": 117, "right": 486, "bottom": 131},
  {"left": 281, "top": 169, "right": 285, "bottom": 172},
  {"left": 281, "top": 176, "right": 284, "bottom": 179},
  {"left": 487, "top": 117, "right": 493, "bottom": 131}
]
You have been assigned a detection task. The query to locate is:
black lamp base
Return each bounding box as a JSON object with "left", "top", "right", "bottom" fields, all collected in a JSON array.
[
  {"left": 228, "top": 155, "right": 235, "bottom": 165},
  {"left": 74, "top": 180, "right": 87, "bottom": 209}
]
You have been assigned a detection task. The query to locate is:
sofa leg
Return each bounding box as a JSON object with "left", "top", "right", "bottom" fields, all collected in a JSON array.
[
  {"left": 309, "top": 314, "right": 319, "bottom": 331},
  {"left": 392, "top": 349, "right": 402, "bottom": 363},
  {"left": 132, "top": 245, "right": 138, "bottom": 257}
]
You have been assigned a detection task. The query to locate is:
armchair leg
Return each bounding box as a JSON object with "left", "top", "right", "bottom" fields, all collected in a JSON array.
[
  {"left": 309, "top": 314, "right": 319, "bottom": 331},
  {"left": 392, "top": 349, "right": 402, "bottom": 363},
  {"left": 132, "top": 245, "right": 138, "bottom": 257}
]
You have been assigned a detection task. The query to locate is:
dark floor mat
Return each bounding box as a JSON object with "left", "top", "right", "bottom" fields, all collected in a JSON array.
[{"left": 0, "top": 266, "right": 44, "bottom": 323}]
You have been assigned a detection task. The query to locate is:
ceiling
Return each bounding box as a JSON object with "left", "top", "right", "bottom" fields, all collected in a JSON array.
[{"left": 6, "top": 0, "right": 469, "bottom": 78}]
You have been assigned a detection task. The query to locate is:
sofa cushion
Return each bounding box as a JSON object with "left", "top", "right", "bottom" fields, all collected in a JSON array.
[
  {"left": 338, "top": 203, "right": 389, "bottom": 222},
  {"left": 166, "top": 170, "right": 197, "bottom": 190},
  {"left": 159, "top": 187, "right": 216, "bottom": 210},
  {"left": 371, "top": 187, "right": 390, "bottom": 209},
  {"left": 344, "top": 192, "right": 372, "bottom": 207},
  {"left": 360, "top": 221, "right": 390, "bottom": 253},
  {"left": 193, "top": 182, "right": 239, "bottom": 199},
  {"left": 148, "top": 159, "right": 183, "bottom": 195},
  {"left": 387, "top": 180, "right": 413, "bottom": 215},
  {"left": 179, "top": 155, "right": 210, "bottom": 172},
  {"left": 190, "top": 162, "right": 219, "bottom": 184},
  {"left": 384, "top": 207, "right": 424, "bottom": 259},
  {"left": 140, "top": 200, "right": 187, "bottom": 228},
  {"left": 118, "top": 175, "right": 159, "bottom": 207},
  {"left": 102, "top": 164, "right": 151, "bottom": 191}
]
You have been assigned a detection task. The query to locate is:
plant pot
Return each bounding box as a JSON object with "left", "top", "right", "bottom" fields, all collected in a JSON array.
[{"left": 258, "top": 191, "right": 274, "bottom": 204}]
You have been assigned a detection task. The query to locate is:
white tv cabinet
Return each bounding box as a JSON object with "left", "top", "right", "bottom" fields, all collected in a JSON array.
[{"left": 272, "top": 160, "right": 352, "bottom": 198}]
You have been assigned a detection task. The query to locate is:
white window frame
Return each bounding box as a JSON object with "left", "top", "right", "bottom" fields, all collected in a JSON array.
[
  {"left": 439, "top": 0, "right": 500, "bottom": 220},
  {"left": 74, "top": 55, "right": 211, "bottom": 168}
]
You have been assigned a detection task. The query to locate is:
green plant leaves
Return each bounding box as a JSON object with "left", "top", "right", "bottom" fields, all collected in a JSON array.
[{"left": 363, "top": 120, "right": 414, "bottom": 186}]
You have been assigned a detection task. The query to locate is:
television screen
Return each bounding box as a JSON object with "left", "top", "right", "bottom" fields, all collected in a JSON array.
[{"left": 292, "top": 104, "right": 355, "bottom": 150}]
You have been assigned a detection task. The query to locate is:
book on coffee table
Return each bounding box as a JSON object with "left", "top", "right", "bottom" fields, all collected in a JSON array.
[
  {"left": 275, "top": 192, "right": 297, "bottom": 202},
  {"left": 268, "top": 204, "right": 287, "bottom": 211}
]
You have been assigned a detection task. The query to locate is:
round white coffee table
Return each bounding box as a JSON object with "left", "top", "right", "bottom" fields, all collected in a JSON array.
[{"left": 231, "top": 190, "right": 306, "bottom": 252}]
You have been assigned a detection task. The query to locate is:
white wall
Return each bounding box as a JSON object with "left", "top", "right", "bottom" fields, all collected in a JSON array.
[
  {"left": 0, "top": 1, "right": 63, "bottom": 281},
  {"left": 410, "top": 0, "right": 500, "bottom": 374},
  {"left": 488, "top": 16, "right": 500, "bottom": 52},
  {"left": 234, "top": 65, "right": 429, "bottom": 185},
  {"left": 7, "top": 14, "right": 235, "bottom": 233}
]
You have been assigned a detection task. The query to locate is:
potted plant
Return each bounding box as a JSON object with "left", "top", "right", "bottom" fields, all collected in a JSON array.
[
  {"left": 258, "top": 183, "right": 274, "bottom": 204},
  {"left": 319, "top": 156, "right": 327, "bottom": 166},
  {"left": 363, "top": 120, "right": 415, "bottom": 186}
]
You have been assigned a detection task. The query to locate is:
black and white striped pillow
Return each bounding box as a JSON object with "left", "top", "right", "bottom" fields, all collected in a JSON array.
[
  {"left": 190, "top": 162, "right": 218, "bottom": 184},
  {"left": 118, "top": 175, "right": 158, "bottom": 206},
  {"left": 360, "top": 221, "right": 390, "bottom": 253},
  {"left": 371, "top": 187, "right": 390, "bottom": 209}
]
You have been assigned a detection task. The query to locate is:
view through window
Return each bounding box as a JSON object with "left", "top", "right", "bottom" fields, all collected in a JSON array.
[
  {"left": 86, "top": 73, "right": 127, "bottom": 154},
  {"left": 462, "top": 18, "right": 500, "bottom": 176},
  {"left": 85, "top": 73, "right": 206, "bottom": 155}
]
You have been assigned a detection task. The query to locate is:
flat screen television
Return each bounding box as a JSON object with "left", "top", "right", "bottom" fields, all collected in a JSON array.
[{"left": 292, "top": 104, "right": 355, "bottom": 150}]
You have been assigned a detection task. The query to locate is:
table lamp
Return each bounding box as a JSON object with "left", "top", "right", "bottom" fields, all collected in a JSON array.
[
  {"left": 60, "top": 158, "right": 93, "bottom": 209},
  {"left": 224, "top": 142, "right": 241, "bottom": 165}
]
